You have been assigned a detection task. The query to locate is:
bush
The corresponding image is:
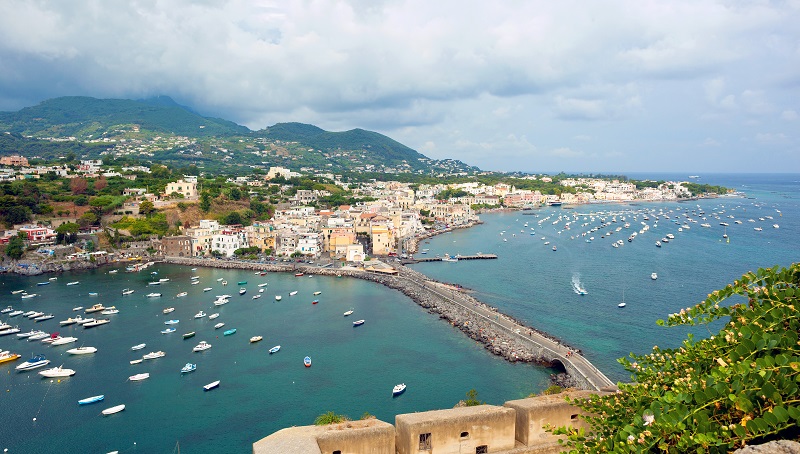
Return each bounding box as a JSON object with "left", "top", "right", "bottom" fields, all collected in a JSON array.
[{"left": 314, "top": 411, "right": 349, "bottom": 425}]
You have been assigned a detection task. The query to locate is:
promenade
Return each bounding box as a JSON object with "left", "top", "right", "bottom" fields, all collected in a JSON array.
[{"left": 162, "top": 256, "right": 617, "bottom": 392}]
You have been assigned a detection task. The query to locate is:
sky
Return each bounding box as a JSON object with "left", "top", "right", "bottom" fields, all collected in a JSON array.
[{"left": 0, "top": 1, "right": 798, "bottom": 173}]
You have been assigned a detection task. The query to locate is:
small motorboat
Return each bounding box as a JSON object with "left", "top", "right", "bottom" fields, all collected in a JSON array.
[
  {"left": 194, "top": 311, "right": 206, "bottom": 318},
  {"left": 252, "top": 294, "right": 262, "bottom": 299},
  {"left": 161, "top": 328, "right": 177, "bottom": 334},
  {"left": 250, "top": 336, "right": 263, "bottom": 343},
  {"left": 176, "top": 292, "right": 188, "bottom": 298},
  {"left": 203, "top": 287, "right": 213, "bottom": 292},
  {"left": 651, "top": 272, "right": 658, "bottom": 280},
  {"left": 163, "top": 307, "right": 175, "bottom": 314},
  {"left": 0, "top": 351, "right": 21, "bottom": 363},
  {"left": 193, "top": 341, "right": 212, "bottom": 352},
  {"left": 165, "top": 319, "right": 179, "bottom": 325},
  {"left": 37, "top": 281, "right": 50, "bottom": 286},
  {"left": 275, "top": 295, "right": 282, "bottom": 301},
  {"left": 295, "top": 273, "right": 304, "bottom": 277},
  {"left": 258, "top": 288, "right": 264, "bottom": 293},
  {"left": 313, "top": 291, "right": 322, "bottom": 296},
  {"left": 353, "top": 320, "right": 365, "bottom": 327},
  {"left": 39, "top": 366, "right": 76, "bottom": 378},
  {"left": 203, "top": 380, "right": 220, "bottom": 391},
  {"left": 83, "top": 319, "right": 110, "bottom": 328},
  {"left": 131, "top": 343, "right": 146, "bottom": 351},
  {"left": 66, "top": 281, "right": 80, "bottom": 286},
  {"left": 214, "top": 322, "right": 225, "bottom": 329},
  {"left": 312, "top": 300, "right": 319, "bottom": 305},
  {"left": 51, "top": 336, "right": 79, "bottom": 346},
  {"left": 258, "top": 283, "right": 268, "bottom": 288},
  {"left": 223, "top": 328, "right": 236, "bottom": 336},
  {"left": 208, "top": 313, "right": 220, "bottom": 320},
  {"left": 15, "top": 354, "right": 51, "bottom": 371},
  {"left": 67, "top": 346, "right": 97, "bottom": 355},
  {"left": 216, "top": 278, "right": 224, "bottom": 282},
  {"left": 101, "top": 307, "right": 119, "bottom": 315},
  {"left": 108, "top": 270, "right": 119, "bottom": 274},
  {"left": 146, "top": 293, "right": 162, "bottom": 298},
  {"left": 78, "top": 395, "right": 104, "bottom": 405},
  {"left": 159, "top": 278, "right": 170, "bottom": 283},
  {"left": 88, "top": 292, "right": 98, "bottom": 297},
  {"left": 142, "top": 351, "right": 165, "bottom": 360},
  {"left": 122, "top": 289, "right": 134, "bottom": 295},
  {"left": 183, "top": 331, "right": 196, "bottom": 339},
  {"left": 85, "top": 304, "right": 105, "bottom": 313},
  {"left": 303, "top": 356, "right": 311, "bottom": 367},
  {"left": 392, "top": 383, "right": 407, "bottom": 397},
  {"left": 181, "top": 363, "right": 196, "bottom": 374},
  {"left": 102, "top": 404, "right": 126, "bottom": 416},
  {"left": 21, "top": 293, "right": 38, "bottom": 299},
  {"left": 129, "top": 373, "right": 150, "bottom": 381},
  {"left": 237, "top": 281, "right": 247, "bottom": 285},
  {"left": 221, "top": 280, "right": 228, "bottom": 286},
  {"left": 269, "top": 345, "right": 281, "bottom": 354},
  {"left": 238, "top": 288, "right": 247, "bottom": 295},
  {"left": 11, "top": 290, "right": 26, "bottom": 295},
  {"left": 72, "top": 306, "right": 83, "bottom": 311},
  {"left": 1, "top": 306, "right": 13, "bottom": 314},
  {"left": 34, "top": 314, "right": 55, "bottom": 322},
  {"left": 289, "top": 291, "right": 298, "bottom": 296},
  {"left": 130, "top": 359, "right": 143, "bottom": 365}
]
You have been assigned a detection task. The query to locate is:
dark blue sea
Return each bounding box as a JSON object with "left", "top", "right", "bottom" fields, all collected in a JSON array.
[{"left": 0, "top": 173, "right": 797, "bottom": 453}]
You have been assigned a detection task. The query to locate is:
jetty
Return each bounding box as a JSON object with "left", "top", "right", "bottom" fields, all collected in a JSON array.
[
  {"left": 403, "top": 253, "right": 497, "bottom": 264},
  {"left": 161, "top": 257, "right": 616, "bottom": 392}
]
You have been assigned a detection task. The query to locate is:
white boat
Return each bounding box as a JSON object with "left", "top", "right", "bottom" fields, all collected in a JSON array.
[
  {"left": 774, "top": 224, "right": 780, "bottom": 229},
  {"left": 289, "top": 291, "right": 298, "bottom": 296},
  {"left": 392, "top": 383, "right": 407, "bottom": 396},
  {"left": 28, "top": 331, "right": 50, "bottom": 341},
  {"left": 15, "top": 354, "right": 51, "bottom": 371},
  {"left": 208, "top": 313, "right": 220, "bottom": 320},
  {"left": 216, "top": 278, "right": 224, "bottom": 282},
  {"left": 148, "top": 281, "right": 160, "bottom": 286},
  {"left": 203, "top": 287, "right": 213, "bottom": 292},
  {"left": 161, "top": 328, "right": 176, "bottom": 334},
  {"left": 67, "top": 346, "right": 97, "bottom": 355},
  {"left": 27, "top": 312, "right": 45, "bottom": 319},
  {"left": 83, "top": 319, "right": 110, "bottom": 328},
  {"left": 11, "top": 290, "right": 25, "bottom": 295},
  {"left": 108, "top": 269, "right": 119, "bottom": 274},
  {"left": 60, "top": 317, "right": 81, "bottom": 326},
  {"left": 39, "top": 366, "right": 76, "bottom": 378},
  {"left": 122, "top": 289, "right": 134, "bottom": 295},
  {"left": 51, "top": 337, "right": 78, "bottom": 346},
  {"left": 214, "top": 322, "right": 225, "bottom": 329},
  {"left": 258, "top": 283, "right": 268, "bottom": 288},
  {"left": 203, "top": 380, "right": 220, "bottom": 391},
  {"left": 343, "top": 309, "right": 354, "bottom": 316},
  {"left": 101, "top": 307, "right": 119, "bottom": 315},
  {"left": 176, "top": 292, "right": 188, "bottom": 298},
  {"left": 142, "top": 351, "right": 165, "bottom": 360},
  {"left": 163, "top": 307, "right": 175, "bottom": 314},
  {"left": 165, "top": 319, "right": 179, "bottom": 325},
  {"left": 258, "top": 288, "right": 264, "bottom": 293},
  {"left": 651, "top": 273, "right": 658, "bottom": 280},
  {"left": 146, "top": 293, "right": 162, "bottom": 298},
  {"left": 181, "top": 363, "right": 196, "bottom": 374},
  {"left": 9, "top": 310, "right": 23, "bottom": 317},
  {"left": 252, "top": 295, "right": 261, "bottom": 299},
  {"left": 159, "top": 278, "right": 170, "bottom": 283},
  {"left": 221, "top": 280, "right": 228, "bottom": 286},
  {"left": 275, "top": 295, "right": 282, "bottom": 301},
  {"left": 129, "top": 373, "right": 150, "bottom": 381},
  {"left": 17, "top": 329, "right": 37, "bottom": 338},
  {"left": 102, "top": 404, "right": 125, "bottom": 415},
  {"left": 353, "top": 319, "right": 365, "bottom": 327},
  {"left": 0, "top": 327, "right": 19, "bottom": 336},
  {"left": 193, "top": 341, "right": 212, "bottom": 352},
  {"left": 130, "top": 359, "right": 143, "bottom": 365},
  {"left": 21, "top": 293, "right": 37, "bottom": 299},
  {"left": 1, "top": 306, "right": 13, "bottom": 314},
  {"left": 131, "top": 343, "right": 146, "bottom": 351},
  {"left": 85, "top": 304, "right": 105, "bottom": 313},
  {"left": 194, "top": 311, "right": 206, "bottom": 319},
  {"left": 269, "top": 345, "right": 280, "bottom": 354},
  {"left": 34, "top": 314, "right": 55, "bottom": 322},
  {"left": 76, "top": 318, "right": 95, "bottom": 325},
  {"left": 213, "top": 299, "right": 229, "bottom": 306},
  {"left": 66, "top": 281, "right": 80, "bottom": 286},
  {"left": 313, "top": 291, "right": 322, "bottom": 295},
  {"left": 238, "top": 288, "right": 247, "bottom": 295},
  {"left": 72, "top": 306, "right": 83, "bottom": 311},
  {"left": 250, "top": 336, "right": 262, "bottom": 343}
]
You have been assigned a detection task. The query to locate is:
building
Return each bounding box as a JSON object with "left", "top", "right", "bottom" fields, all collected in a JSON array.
[
  {"left": 164, "top": 179, "right": 198, "bottom": 200},
  {"left": 156, "top": 235, "right": 192, "bottom": 257},
  {"left": 212, "top": 229, "right": 247, "bottom": 257},
  {"left": 0, "top": 155, "right": 29, "bottom": 167},
  {"left": 18, "top": 225, "right": 56, "bottom": 244}
]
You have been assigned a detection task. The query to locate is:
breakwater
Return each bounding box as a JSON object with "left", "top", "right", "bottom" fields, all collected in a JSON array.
[{"left": 162, "top": 257, "right": 616, "bottom": 392}]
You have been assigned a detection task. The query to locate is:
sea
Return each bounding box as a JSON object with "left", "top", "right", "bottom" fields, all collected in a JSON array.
[{"left": 0, "top": 173, "right": 797, "bottom": 453}]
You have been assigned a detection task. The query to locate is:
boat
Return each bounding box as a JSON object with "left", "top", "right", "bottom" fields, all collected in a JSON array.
[
  {"left": 203, "top": 380, "right": 220, "bottom": 391},
  {"left": 392, "top": 383, "right": 407, "bottom": 396},
  {"left": 754, "top": 227, "right": 763, "bottom": 231},
  {"left": 108, "top": 269, "right": 119, "bottom": 274},
  {"left": 21, "top": 293, "right": 38, "bottom": 299},
  {"left": 0, "top": 351, "right": 21, "bottom": 364},
  {"left": 239, "top": 288, "right": 247, "bottom": 295},
  {"left": 269, "top": 345, "right": 280, "bottom": 354},
  {"left": 1, "top": 306, "right": 13, "bottom": 314},
  {"left": 181, "top": 363, "right": 196, "bottom": 374},
  {"left": 203, "top": 287, "right": 213, "bottom": 292},
  {"left": 88, "top": 292, "right": 98, "bottom": 297},
  {"left": 303, "top": 356, "right": 311, "bottom": 367},
  {"left": 275, "top": 295, "right": 282, "bottom": 301},
  {"left": 258, "top": 283, "right": 269, "bottom": 288},
  {"left": 76, "top": 318, "right": 95, "bottom": 325},
  {"left": 17, "top": 329, "right": 38, "bottom": 338},
  {"left": 250, "top": 336, "right": 263, "bottom": 343},
  {"left": 11, "top": 290, "right": 25, "bottom": 295},
  {"left": 651, "top": 273, "right": 658, "bottom": 280},
  {"left": 237, "top": 281, "right": 247, "bottom": 285},
  {"left": 34, "top": 314, "right": 55, "bottom": 322},
  {"left": 128, "top": 373, "right": 150, "bottom": 381},
  {"left": 146, "top": 293, "right": 162, "bottom": 298},
  {"left": 101, "top": 307, "right": 119, "bottom": 315},
  {"left": 655, "top": 241, "right": 661, "bottom": 248},
  {"left": 15, "top": 354, "right": 51, "bottom": 371},
  {"left": 43, "top": 335, "right": 64, "bottom": 345},
  {"left": 39, "top": 366, "right": 76, "bottom": 378},
  {"left": 142, "top": 351, "right": 165, "bottom": 360},
  {"left": 28, "top": 312, "right": 45, "bottom": 319},
  {"left": 214, "top": 322, "right": 225, "bottom": 329},
  {"left": 221, "top": 280, "right": 228, "bottom": 286},
  {"left": 193, "top": 341, "right": 212, "bottom": 352},
  {"left": 83, "top": 319, "right": 110, "bottom": 328},
  {"left": 163, "top": 307, "right": 175, "bottom": 314},
  {"left": 208, "top": 313, "right": 220, "bottom": 320},
  {"left": 217, "top": 278, "right": 224, "bottom": 282},
  {"left": 78, "top": 395, "right": 104, "bottom": 405},
  {"left": 159, "top": 278, "right": 169, "bottom": 282},
  {"left": 102, "top": 404, "right": 125, "bottom": 415},
  {"left": 161, "top": 328, "right": 176, "bottom": 334},
  {"left": 130, "top": 359, "right": 143, "bottom": 365},
  {"left": 343, "top": 309, "right": 353, "bottom": 316},
  {"left": 66, "top": 281, "right": 80, "bottom": 286},
  {"left": 295, "top": 273, "right": 304, "bottom": 277},
  {"left": 252, "top": 295, "right": 261, "bottom": 299},
  {"left": 313, "top": 291, "right": 322, "bottom": 295},
  {"left": 441, "top": 254, "right": 458, "bottom": 262},
  {"left": 223, "top": 328, "right": 237, "bottom": 336},
  {"left": 85, "top": 304, "right": 105, "bottom": 313},
  {"left": 183, "top": 331, "right": 196, "bottom": 339},
  {"left": 165, "top": 319, "right": 179, "bottom": 325},
  {"left": 552, "top": 246, "right": 557, "bottom": 251},
  {"left": 194, "top": 311, "right": 206, "bottom": 319},
  {"left": 774, "top": 224, "right": 780, "bottom": 229},
  {"left": 122, "top": 289, "right": 134, "bottom": 295},
  {"left": 51, "top": 336, "right": 78, "bottom": 346},
  {"left": 67, "top": 346, "right": 97, "bottom": 355},
  {"left": 37, "top": 281, "right": 51, "bottom": 286},
  {"left": 289, "top": 291, "right": 298, "bottom": 296},
  {"left": 312, "top": 300, "right": 319, "bottom": 305},
  {"left": 353, "top": 319, "right": 365, "bottom": 327},
  {"left": 176, "top": 292, "right": 188, "bottom": 298},
  {"left": 618, "top": 289, "right": 626, "bottom": 308},
  {"left": 9, "top": 310, "right": 23, "bottom": 317},
  {"left": 131, "top": 343, "right": 146, "bottom": 351},
  {"left": 213, "top": 299, "right": 229, "bottom": 306},
  {"left": 28, "top": 331, "right": 50, "bottom": 341},
  {"left": 148, "top": 281, "right": 160, "bottom": 286}
]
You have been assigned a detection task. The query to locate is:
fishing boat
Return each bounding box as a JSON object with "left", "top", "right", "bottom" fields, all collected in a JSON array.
[
  {"left": 78, "top": 395, "right": 104, "bottom": 405},
  {"left": 83, "top": 319, "right": 110, "bottom": 328},
  {"left": 353, "top": 319, "right": 365, "bottom": 327},
  {"left": 161, "top": 328, "right": 176, "bottom": 334},
  {"left": 15, "top": 354, "right": 50, "bottom": 371},
  {"left": 102, "top": 404, "right": 125, "bottom": 415},
  {"left": 269, "top": 345, "right": 281, "bottom": 354},
  {"left": 203, "top": 380, "right": 220, "bottom": 391},
  {"left": 67, "top": 346, "right": 97, "bottom": 355},
  {"left": 131, "top": 343, "right": 146, "bottom": 351},
  {"left": 163, "top": 307, "right": 175, "bottom": 314},
  {"left": 214, "top": 322, "right": 225, "bottom": 329},
  {"left": 392, "top": 383, "right": 407, "bottom": 396},
  {"left": 343, "top": 309, "right": 354, "bottom": 316},
  {"left": 193, "top": 341, "right": 212, "bottom": 352},
  {"left": 39, "top": 366, "right": 76, "bottom": 378},
  {"left": 250, "top": 336, "right": 263, "bottom": 343},
  {"left": 142, "top": 351, "right": 165, "bottom": 360},
  {"left": 176, "top": 292, "right": 188, "bottom": 298},
  {"left": 0, "top": 351, "right": 21, "bottom": 364},
  {"left": 128, "top": 373, "right": 150, "bottom": 381},
  {"left": 183, "top": 331, "right": 196, "bottom": 339},
  {"left": 85, "top": 304, "right": 105, "bottom": 313},
  {"left": 223, "top": 328, "right": 237, "bottom": 336},
  {"left": 303, "top": 356, "right": 311, "bottom": 367},
  {"left": 181, "top": 363, "right": 196, "bottom": 374}
]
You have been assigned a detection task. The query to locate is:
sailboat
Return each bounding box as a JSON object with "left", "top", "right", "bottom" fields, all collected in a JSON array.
[{"left": 618, "top": 289, "right": 626, "bottom": 308}]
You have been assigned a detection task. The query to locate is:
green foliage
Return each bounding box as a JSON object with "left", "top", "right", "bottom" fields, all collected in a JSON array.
[
  {"left": 540, "top": 385, "right": 564, "bottom": 396},
  {"left": 551, "top": 263, "right": 800, "bottom": 453},
  {"left": 435, "top": 188, "right": 469, "bottom": 200},
  {"left": 55, "top": 222, "right": 79, "bottom": 234},
  {"left": 234, "top": 246, "right": 260, "bottom": 256},
  {"left": 463, "top": 389, "right": 484, "bottom": 407},
  {"left": 683, "top": 182, "right": 729, "bottom": 196},
  {"left": 361, "top": 412, "right": 375, "bottom": 420},
  {"left": 111, "top": 214, "right": 169, "bottom": 237},
  {"left": 200, "top": 192, "right": 211, "bottom": 213},
  {"left": 314, "top": 411, "right": 350, "bottom": 425},
  {"left": 5, "top": 232, "right": 25, "bottom": 259},
  {"left": 139, "top": 201, "right": 156, "bottom": 216}
]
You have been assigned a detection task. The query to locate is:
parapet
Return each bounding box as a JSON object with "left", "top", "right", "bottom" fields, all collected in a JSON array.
[{"left": 253, "top": 419, "right": 395, "bottom": 454}]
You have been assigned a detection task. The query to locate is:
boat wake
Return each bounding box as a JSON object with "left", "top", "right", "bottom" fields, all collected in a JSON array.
[{"left": 571, "top": 273, "right": 588, "bottom": 295}]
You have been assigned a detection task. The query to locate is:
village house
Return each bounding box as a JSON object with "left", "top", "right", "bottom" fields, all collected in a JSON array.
[
  {"left": 164, "top": 179, "right": 198, "bottom": 200},
  {"left": 0, "top": 155, "right": 29, "bottom": 166},
  {"left": 155, "top": 235, "right": 193, "bottom": 257}
]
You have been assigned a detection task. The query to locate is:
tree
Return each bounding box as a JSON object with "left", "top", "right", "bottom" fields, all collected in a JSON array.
[
  {"left": 200, "top": 192, "right": 211, "bottom": 213},
  {"left": 139, "top": 201, "right": 156, "bottom": 216},
  {"left": 55, "top": 222, "right": 79, "bottom": 235},
  {"left": 70, "top": 178, "right": 88, "bottom": 195},
  {"left": 552, "top": 263, "right": 800, "bottom": 453},
  {"left": 94, "top": 175, "right": 107, "bottom": 191},
  {"left": 220, "top": 211, "right": 244, "bottom": 226},
  {"left": 1, "top": 205, "right": 32, "bottom": 226},
  {"left": 5, "top": 232, "right": 25, "bottom": 259},
  {"left": 228, "top": 187, "right": 242, "bottom": 201},
  {"left": 463, "top": 389, "right": 484, "bottom": 407}
]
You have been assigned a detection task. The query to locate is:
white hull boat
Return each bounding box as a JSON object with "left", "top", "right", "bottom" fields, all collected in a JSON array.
[
  {"left": 102, "top": 404, "right": 125, "bottom": 415},
  {"left": 39, "top": 366, "right": 76, "bottom": 378},
  {"left": 67, "top": 346, "right": 97, "bottom": 355}
]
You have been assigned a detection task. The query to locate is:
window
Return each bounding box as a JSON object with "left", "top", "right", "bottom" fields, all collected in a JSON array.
[
  {"left": 460, "top": 431, "right": 469, "bottom": 438},
  {"left": 419, "top": 433, "right": 431, "bottom": 450},
  {"left": 333, "top": 451, "right": 341, "bottom": 454},
  {"left": 570, "top": 414, "right": 579, "bottom": 420},
  {"left": 476, "top": 446, "right": 488, "bottom": 454}
]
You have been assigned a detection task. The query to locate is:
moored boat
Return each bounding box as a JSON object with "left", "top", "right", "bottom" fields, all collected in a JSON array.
[
  {"left": 163, "top": 307, "right": 175, "bottom": 314},
  {"left": 67, "top": 346, "right": 97, "bottom": 355},
  {"left": 183, "top": 331, "right": 196, "bottom": 339},
  {"left": 161, "top": 328, "right": 177, "bottom": 334},
  {"left": 353, "top": 319, "right": 365, "bottom": 327},
  {"left": 238, "top": 288, "right": 247, "bottom": 295},
  {"left": 50, "top": 336, "right": 78, "bottom": 346},
  {"left": 203, "top": 287, "right": 213, "bottom": 292},
  {"left": 303, "top": 356, "right": 311, "bottom": 367},
  {"left": 39, "top": 366, "right": 76, "bottom": 378},
  {"left": 295, "top": 273, "right": 304, "bottom": 277},
  {"left": 181, "top": 363, "right": 196, "bottom": 374},
  {"left": 275, "top": 295, "right": 282, "bottom": 301},
  {"left": 131, "top": 343, "right": 146, "bottom": 351},
  {"left": 392, "top": 383, "right": 407, "bottom": 396},
  {"left": 146, "top": 293, "right": 162, "bottom": 298},
  {"left": 313, "top": 291, "right": 322, "bottom": 295},
  {"left": 223, "top": 328, "right": 236, "bottom": 336},
  {"left": 651, "top": 272, "right": 658, "bottom": 280},
  {"left": 208, "top": 313, "right": 219, "bottom": 320},
  {"left": 142, "top": 351, "right": 165, "bottom": 360},
  {"left": 66, "top": 281, "right": 79, "bottom": 286},
  {"left": 194, "top": 311, "right": 206, "bottom": 319},
  {"left": 78, "top": 395, "right": 104, "bottom": 405},
  {"left": 165, "top": 319, "right": 179, "bottom": 325},
  {"left": 102, "top": 404, "right": 125, "bottom": 415},
  {"left": 343, "top": 309, "right": 354, "bottom": 316},
  {"left": 0, "top": 351, "right": 21, "bottom": 364},
  {"left": 214, "top": 322, "right": 225, "bottom": 329},
  {"left": 269, "top": 345, "right": 280, "bottom": 354},
  {"left": 176, "top": 292, "right": 188, "bottom": 298},
  {"left": 289, "top": 290, "right": 298, "bottom": 296},
  {"left": 85, "top": 304, "right": 105, "bottom": 313},
  {"left": 250, "top": 336, "right": 262, "bottom": 343},
  {"left": 193, "top": 341, "right": 212, "bottom": 352},
  {"left": 129, "top": 373, "right": 150, "bottom": 381},
  {"left": 15, "top": 354, "right": 50, "bottom": 371},
  {"left": 203, "top": 380, "right": 220, "bottom": 391},
  {"left": 83, "top": 319, "right": 110, "bottom": 328}
]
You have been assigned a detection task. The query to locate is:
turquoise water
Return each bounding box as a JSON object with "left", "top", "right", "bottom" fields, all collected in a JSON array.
[
  {"left": 1, "top": 173, "right": 797, "bottom": 452},
  {"left": 410, "top": 173, "right": 799, "bottom": 382},
  {"left": 1, "top": 266, "right": 551, "bottom": 453}
]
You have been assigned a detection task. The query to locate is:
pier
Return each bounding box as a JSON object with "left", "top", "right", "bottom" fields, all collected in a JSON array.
[{"left": 402, "top": 253, "right": 497, "bottom": 264}]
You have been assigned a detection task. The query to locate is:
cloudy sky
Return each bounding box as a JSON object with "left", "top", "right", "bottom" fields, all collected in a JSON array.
[{"left": 0, "top": 1, "right": 798, "bottom": 173}]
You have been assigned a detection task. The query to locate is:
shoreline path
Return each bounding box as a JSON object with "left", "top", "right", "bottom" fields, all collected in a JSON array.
[{"left": 164, "top": 256, "right": 617, "bottom": 393}]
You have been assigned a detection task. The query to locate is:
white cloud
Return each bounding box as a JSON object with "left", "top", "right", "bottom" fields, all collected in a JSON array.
[{"left": 782, "top": 110, "right": 798, "bottom": 121}]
